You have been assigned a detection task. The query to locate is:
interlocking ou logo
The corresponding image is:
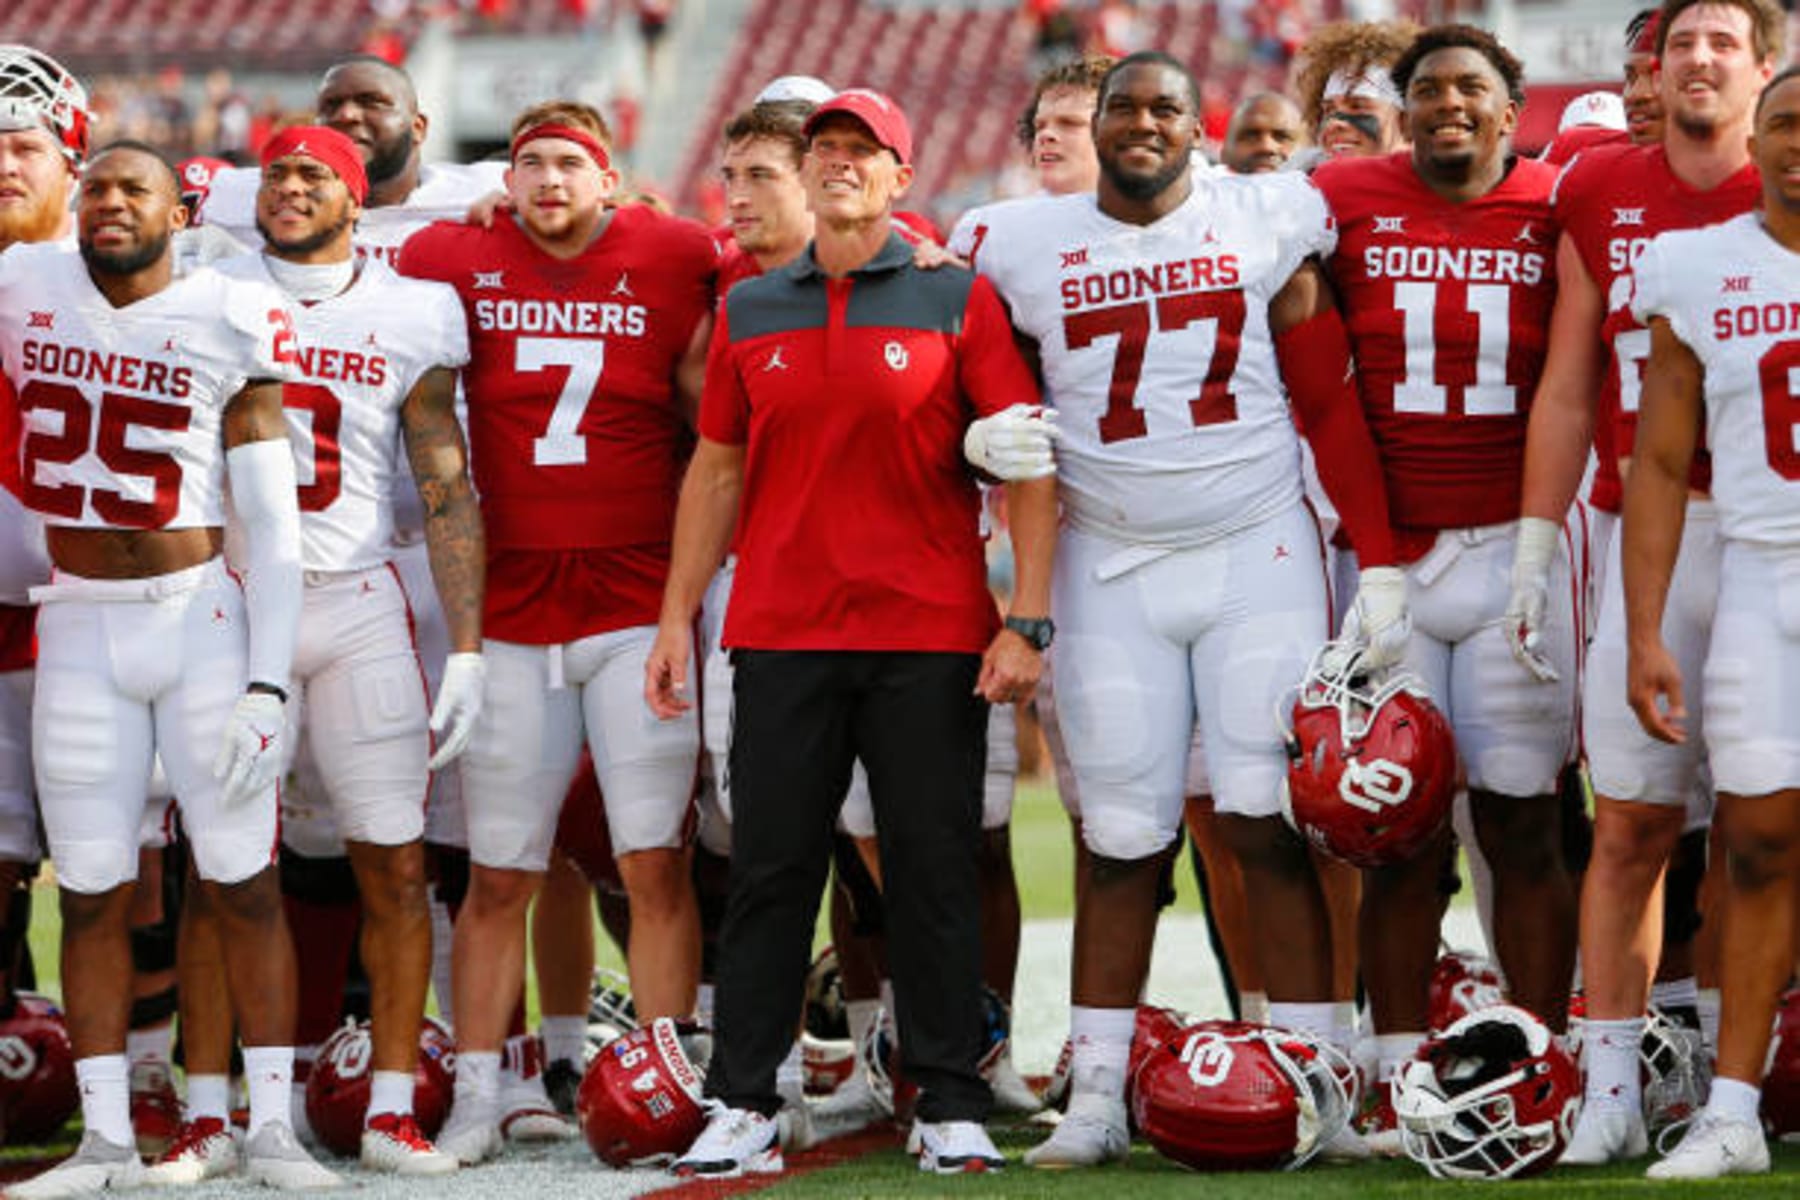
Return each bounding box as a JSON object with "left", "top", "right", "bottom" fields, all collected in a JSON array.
[
  {"left": 1179, "top": 1032, "right": 1234, "bottom": 1088},
  {"left": 884, "top": 341, "right": 909, "bottom": 371},
  {"left": 0, "top": 1034, "right": 37, "bottom": 1081},
  {"left": 326, "top": 1030, "right": 372, "bottom": 1080},
  {"left": 1338, "top": 757, "right": 1414, "bottom": 814}
]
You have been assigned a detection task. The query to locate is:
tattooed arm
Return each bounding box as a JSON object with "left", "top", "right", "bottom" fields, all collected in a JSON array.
[{"left": 400, "top": 366, "right": 485, "bottom": 653}]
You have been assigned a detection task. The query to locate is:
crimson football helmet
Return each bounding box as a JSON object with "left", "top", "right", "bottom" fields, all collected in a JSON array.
[
  {"left": 303, "top": 1016, "right": 456, "bottom": 1158},
  {"left": 175, "top": 155, "right": 230, "bottom": 217},
  {"left": 1283, "top": 642, "right": 1457, "bottom": 868},
  {"left": 1393, "top": 1005, "right": 1580, "bottom": 1179},
  {"left": 577, "top": 1017, "right": 711, "bottom": 1168},
  {"left": 1764, "top": 987, "right": 1800, "bottom": 1137},
  {"left": 0, "top": 46, "right": 89, "bottom": 166},
  {"left": 1427, "top": 950, "right": 1506, "bottom": 1033},
  {"left": 1131, "top": 1020, "right": 1355, "bottom": 1172},
  {"left": 0, "top": 992, "right": 78, "bottom": 1146}
]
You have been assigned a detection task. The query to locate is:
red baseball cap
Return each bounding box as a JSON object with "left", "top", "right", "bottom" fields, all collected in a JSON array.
[{"left": 803, "top": 88, "right": 912, "bottom": 165}]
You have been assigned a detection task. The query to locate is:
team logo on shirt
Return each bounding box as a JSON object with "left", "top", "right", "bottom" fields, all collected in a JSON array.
[
  {"left": 1515, "top": 223, "right": 1540, "bottom": 245},
  {"left": 1373, "top": 215, "right": 1406, "bottom": 234},
  {"left": 1721, "top": 275, "right": 1752, "bottom": 294},
  {"left": 1612, "top": 208, "right": 1646, "bottom": 227},
  {"left": 473, "top": 270, "right": 506, "bottom": 290},
  {"left": 26, "top": 311, "right": 52, "bottom": 330},
  {"left": 1059, "top": 247, "right": 1089, "bottom": 269},
  {"left": 762, "top": 346, "right": 789, "bottom": 372},
  {"left": 611, "top": 272, "right": 634, "bottom": 298},
  {"left": 884, "top": 341, "right": 909, "bottom": 371}
]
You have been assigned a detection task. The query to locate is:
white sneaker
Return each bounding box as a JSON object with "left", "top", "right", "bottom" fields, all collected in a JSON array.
[
  {"left": 776, "top": 1073, "right": 816, "bottom": 1152},
  {"left": 1560, "top": 1100, "right": 1648, "bottom": 1165},
  {"left": 242, "top": 1121, "right": 342, "bottom": 1190},
  {"left": 500, "top": 1078, "right": 575, "bottom": 1142},
  {"left": 1023, "top": 1093, "right": 1129, "bottom": 1168},
  {"left": 1646, "top": 1113, "right": 1769, "bottom": 1180},
  {"left": 360, "top": 1112, "right": 459, "bottom": 1176},
  {"left": 915, "top": 1120, "right": 1004, "bottom": 1174},
  {"left": 144, "top": 1117, "right": 241, "bottom": 1186},
  {"left": 8, "top": 1131, "right": 146, "bottom": 1199},
  {"left": 813, "top": 1070, "right": 883, "bottom": 1128},
  {"left": 671, "top": 1102, "right": 783, "bottom": 1178},
  {"left": 985, "top": 1054, "right": 1043, "bottom": 1116},
  {"left": 435, "top": 1099, "right": 503, "bottom": 1166}
]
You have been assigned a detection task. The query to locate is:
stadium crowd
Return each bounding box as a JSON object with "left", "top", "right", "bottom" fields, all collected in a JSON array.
[{"left": 5, "top": 0, "right": 1800, "bottom": 1192}]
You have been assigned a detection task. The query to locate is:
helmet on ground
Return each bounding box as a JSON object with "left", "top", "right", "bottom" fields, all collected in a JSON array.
[
  {"left": 0, "top": 992, "right": 78, "bottom": 1146},
  {"left": 303, "top": 1016, "right": 456, "bottom": 1157},
  {"left": 577, "top": 1017, "right": 711, "bottom": 1168}
]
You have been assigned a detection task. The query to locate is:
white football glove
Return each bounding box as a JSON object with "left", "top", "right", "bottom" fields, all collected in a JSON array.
[
  {"left": 1503, "top": 517, "right": 1562, "bottom": 683},
  {"left": 963, "top": 404, "right": 1060, "bottom": 481},
  {"left": 1340, "top": 566, "right": 1412, "bottom": 673},
  {"left": 213, "top": 690, "right": 287, "bottom": 808},
  {"left": 428, "top": 652, "right": 486, "bottom": 770}
]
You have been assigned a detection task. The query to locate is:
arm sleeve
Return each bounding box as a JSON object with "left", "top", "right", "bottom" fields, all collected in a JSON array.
[
  {"left": 958, "top": 274, "right": 1041, "bottom": 418},
  {"left": 697, "top": 305, "right": 750, "bottom": 445},
  {"left": 1276, "top": 307, "right": 1397, "bottom": 568},
  {"left": 226, "top": 437, "right": 303, "bottom": 692}
]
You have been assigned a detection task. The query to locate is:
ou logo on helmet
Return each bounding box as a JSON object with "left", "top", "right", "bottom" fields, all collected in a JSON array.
[
  {"left": 0, "top": 1034, "right": 39, "bottom": 1081},
  {"left": 326, "top": 1030, "right": 372, "bottom": 1080},
  {"left": 1179, "top": 1031, "right": 1234, "bottom": 1088},
  {"left": 1338, "top": 757, "right": 1413, "bottom": 815}
]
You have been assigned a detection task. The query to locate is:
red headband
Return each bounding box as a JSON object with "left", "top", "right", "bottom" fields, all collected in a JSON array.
[
  {"left": 260, "top": 125, "right": 367, "bottom": 203},
  {"left": 509, "top": 123, "right": 613, "bottom": 172}
]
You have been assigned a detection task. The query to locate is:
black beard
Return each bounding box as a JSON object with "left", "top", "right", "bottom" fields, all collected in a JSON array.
[
  {"left": 1101, "top": 150, "right": 1188, "bottom": 202},
  {"left": 256, "top": 209, "right": 354, "bottom": 257},
  {"left": 364, "top": 129, "right": 415, "bottom": 188},
  {"left": 79, "top": 229, "right": 170, "bottom": 277}
]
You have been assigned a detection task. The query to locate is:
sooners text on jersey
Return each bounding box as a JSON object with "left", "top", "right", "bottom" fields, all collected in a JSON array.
[
  {"left": 1554, "top": 142, "right": 1758, "bottom": 510},
  {"left": 1314, "top": 152, "right": 1559, "bottom": 543},
  {"left": 966, "top": 173, "right": 1334, "bottom": 546},
  {"left": 214, "top": 254, "right": 469, "bottom": 570},
  {"left": 0, "top": 243, "right": 295, "bottom": 531}
]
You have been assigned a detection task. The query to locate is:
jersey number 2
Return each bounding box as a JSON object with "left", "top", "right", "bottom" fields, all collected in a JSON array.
[{"left": 1064, "top": 293, "right": 1246, "bottom": 444}]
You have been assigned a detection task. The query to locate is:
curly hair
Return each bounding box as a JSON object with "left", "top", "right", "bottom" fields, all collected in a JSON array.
[
  {"left": 1391, "top": 24, "right": 1527, "bottom": 106},
  {"left": 1292, "top": 20, "right": 1420, "bottom": 131},
  {"left": 1016, "top": 54, "right": 1114, "bottom": 149}
]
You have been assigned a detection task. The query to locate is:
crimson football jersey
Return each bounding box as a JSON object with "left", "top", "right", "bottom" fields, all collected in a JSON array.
[
  {"left": 1553, "top": 142, "right": 1756, "bottom": 512},
  {"left": 1314, "top": 152, "right": 1558, "bottom": 544},
  {"left": 398, "top": 206, "right": 717, "bottom": 642}
]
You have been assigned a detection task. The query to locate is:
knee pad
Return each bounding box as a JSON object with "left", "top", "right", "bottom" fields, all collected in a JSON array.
[
  {"left": 279, "top": 845, "right": 359, "bottom": 907},
  {"left": 1663, "top": 828, "right": 1709, "bottom": 945},
  {"left": 831, "top": 833, "right": 885, "bottom": 938}
]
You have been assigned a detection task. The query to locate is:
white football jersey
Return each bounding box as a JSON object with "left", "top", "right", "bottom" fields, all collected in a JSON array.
[
  {"left": 966, "top": 172, "right": 1333, "bottom": 545},
  {"left": 0, "top": 243, "right": 295, "bottom": 531},
  {"left": 199, "top": 160, "right": 508, "bottom": 267},
  {"left": 214, "top": 254, "right": 470, "bottom": 571},
  {"left": 1633, "top": 214, "right": 1800, "bottom": 545}
]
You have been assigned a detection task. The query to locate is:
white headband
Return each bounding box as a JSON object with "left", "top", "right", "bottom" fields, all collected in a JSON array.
[{"left": 1323, "top": 67, "right": 1402, "bottom": 109}]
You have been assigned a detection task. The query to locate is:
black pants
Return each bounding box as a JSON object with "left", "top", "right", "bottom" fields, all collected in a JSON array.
[{"left": 706, "top": 649, "right": 991, "bottom": 1123}]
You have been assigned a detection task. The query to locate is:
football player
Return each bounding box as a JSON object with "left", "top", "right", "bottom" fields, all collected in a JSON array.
[
  {"left": 0, "top": 41, "right": 81, "bottom": 1031},
  {"left": 399, "top": 100, "right": 715, "bottom": 1165},
  {"left": 962, "top": 52, "right": 1405, "bottom": 1166},
  {"left": 0, "top": 141, "right": 335, "bottom": 1196},
  {"left": 1312, "top": 24, "right": 1576, "bottom": 1148},
  {"left": 1622, "top": 61, "right": 1800, "bottom": 1178},
  {"left": 150, "top": 126, "right": 483, "bottom": 1182},
  {"left": 1511, "top": 0, "right": 1778, "bottom": 1164},
  {"left": 1293, "top": 19, "right": 1418, "bottom": 160}
]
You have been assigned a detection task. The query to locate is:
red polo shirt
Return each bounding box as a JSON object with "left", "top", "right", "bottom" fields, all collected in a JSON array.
[{"left": 701, "top": 233, "right": 1036, "bottom": 653}]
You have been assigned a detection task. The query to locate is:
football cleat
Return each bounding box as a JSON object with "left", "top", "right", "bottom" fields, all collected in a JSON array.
[
  {"left": 434, "top": 1101, "right": 502, "bottom": 1167},
  {"left": 1646, "top": 1112, "right": 1769, "bottom": 1179},
  {"left": 500, "top": 1033, "right": 574, "bottom": 1142},
  {"left": 144, "top": 1116, "right": 240, "bottom": 1186},
  {"left": 241, "top": 1121, "right": 341, "bottom": 1190},
  {"left": 914, "top": 1119, "right": 1004, "bottom": 1174},
  {"left": 128, "top": 1059, "right": 182, "bottom": 1160},
  {"left": 8, "top": 1131, "right": 145, "bottom": 1199},
  {"left": 1558, "top": 1100, "right": 1647, "bottom": 1166},
  {"left": 360, "top": 1111, "right": 457, "bottom": 1176},
  {"left": 1023, "top": 1093, "right": 1129, "bottom": 1169}
]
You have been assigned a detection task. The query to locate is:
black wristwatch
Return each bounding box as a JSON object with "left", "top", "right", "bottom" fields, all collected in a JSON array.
[{"left": 1004, "top": 615, "right": 1055, "bottom": 651}]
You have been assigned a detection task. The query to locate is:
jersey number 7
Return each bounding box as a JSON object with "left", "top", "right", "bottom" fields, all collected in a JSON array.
[{"left": 1064, "top": 292, "right": 1245, "bottom": 444}]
